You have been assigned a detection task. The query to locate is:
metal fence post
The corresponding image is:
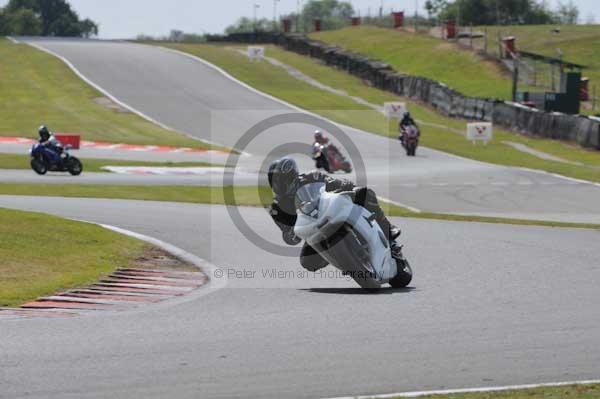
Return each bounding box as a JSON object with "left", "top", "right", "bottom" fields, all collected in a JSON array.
[
  {"left": 469, "top": 24, "right": 473, "bottom": 48},
  {"left": 484, "top": 27, "right": 488, "bottom": 53},
  {"left": 497, "top": 30, "right": 502, "bottom": 58}
]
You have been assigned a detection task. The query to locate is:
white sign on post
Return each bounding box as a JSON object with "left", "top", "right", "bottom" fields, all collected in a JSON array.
[
  {"left": 466, "top": 122, "right": 493, "bottom": 144},
  {"left": 383, "top": 102, "right": 407, "bottom": 119},
  {"left": 247, "top": 46, "right": 265, "bottom": 61}
]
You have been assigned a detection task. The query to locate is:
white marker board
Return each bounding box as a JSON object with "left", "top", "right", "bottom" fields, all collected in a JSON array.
[
  {"left": 248, "top": 46, "right": 265, "bottom": 61},
  {"left": 466, "top": 122, "right": 493, "bottom": 143},
  {"left": 383, "top": 102, "right": 407, "bottom": 119}
]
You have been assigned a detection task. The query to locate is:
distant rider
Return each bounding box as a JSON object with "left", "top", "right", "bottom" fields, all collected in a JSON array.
[
  {"left": 38, "top": 125, "right": 63, "bottom": 155},
  {"left": 398, "top": 112, "right": 419, "bottom": 146},
  {"left": 313, "top": 130, "right": 344, "bottom": 160},
  {"left": 314, "top": 130, "right": 329, "bottom": 145},
  {"left": 268, "top": 157, "right": 402, "bottom": 272},
  {"left": 399, "top": 112, "right": 416, "bottom": 130}
]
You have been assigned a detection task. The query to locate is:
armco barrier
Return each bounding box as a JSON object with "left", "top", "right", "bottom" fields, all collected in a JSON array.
[{"left": 208, "top": 32, "right": 600, "bottom": 150}]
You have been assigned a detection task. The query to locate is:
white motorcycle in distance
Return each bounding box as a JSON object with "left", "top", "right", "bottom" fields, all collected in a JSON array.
[{"left": 294, "top": 183, "right": 413, "bottom": 289}]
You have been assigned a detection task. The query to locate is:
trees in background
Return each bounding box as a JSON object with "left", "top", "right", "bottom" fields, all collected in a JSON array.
[
  {"left": 222, "top": 0, "right": 583, "bottom": 35},
  {"left": 0, "top": 0, "right": 98, "bottom": 37},
  {"left": 136, "top": 30, "right": 207, "bottom": 43},
  {"left": 225, "top": 17, "right": 273, "bottom": 34},
  {"left": 1, "top": 8, "right": 42, "bottom": 35},
  {"left": 297, "top": 0, "right": 353, "bottom": 31},
  {"left": 226, "top": 0, "right": 354, "bottom": 33},
  {"left": 426, "top": 0, "right": 582, "bottom": 26},
  {"left": 556, "top": 1, "right": 579, "bottom": 25},
  {"left": 433, "top": 0, "right": 559, "bottom": 25},
  {"left": 425, "top": 1, "right": 448, "bottom": 21}
]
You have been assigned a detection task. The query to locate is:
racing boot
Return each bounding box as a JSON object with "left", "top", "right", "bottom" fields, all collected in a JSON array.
[
  {"left": 373, "top": 207, "right": 401, "bottom": 242},
  {"left": 354, "top": 187, "right": 401, "bottom": 242},
  {"left": 390, "top": 241, "right": 404, "bottom": 260},
  {"left": 390, "top": 240, "right": 410, "bottom": 279}
]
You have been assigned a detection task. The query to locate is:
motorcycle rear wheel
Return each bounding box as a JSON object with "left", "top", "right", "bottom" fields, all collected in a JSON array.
[
  {"left": 30, "top": 158, "right": 48, "bottom": 175},
  {"left": 67, "top": 157, "right": 83, "bottom": 176}
]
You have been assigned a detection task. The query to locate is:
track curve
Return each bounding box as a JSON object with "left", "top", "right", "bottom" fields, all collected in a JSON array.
[
  {"left": 15, "top": 37, "right": 600, "bottom": 223},
  {"left": 2, "top": 38, "right": 600, "bottom": 398},
  {"left": 1, "top": 196, "right": 599, "bottom": 398}
]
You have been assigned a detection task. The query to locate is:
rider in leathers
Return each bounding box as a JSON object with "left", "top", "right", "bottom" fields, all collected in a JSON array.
[
  {"left": 314, "top": 130, "right": 344, "bottom": 161},
  {"left": 268, "top": 157, "right": 402, "bottom": 272},
  {"left": 38, "top": 125, "right": 64, "bottom": 155},
  {"left": 398, "top": 112, "right": 419, "bottom": 148}
]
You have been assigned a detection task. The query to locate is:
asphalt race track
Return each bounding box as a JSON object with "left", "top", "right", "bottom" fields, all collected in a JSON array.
[
  {"left": 1, "top": 38, "right": 599, "bottom": 399},
  {"left": 13, "top": 37, "right": 600, "bottom": 223},
  {"left": 1, "top": 196, "right": 599, "bottom": 399}
]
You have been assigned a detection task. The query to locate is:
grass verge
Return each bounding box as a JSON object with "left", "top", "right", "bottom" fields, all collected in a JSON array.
[
  {"left": 396, "top": 383, "right": 600, "bottom": 399},
  {"left": 0, "top": 207, "right": 149, "bottom": 307},
  {"left": 156, "top": 42, "right": 600, "bottom": 183},
  {"left": 0, "top": 183, "right": 273, "bottom": 207},
  {"left": 0, "top": 153, "right": 215, "bottom": 172},
  {"left": 0, "top": 38, "right": 218, "bottom": 150},
  {"left": 310, "top": 26, "right": 511, "bottom": 100},
  {"left": 381, "top": 202, "right": 600, "bottom": 230},
  {"left": 0, "top": 183, "right": 598, "bottom": 230}
]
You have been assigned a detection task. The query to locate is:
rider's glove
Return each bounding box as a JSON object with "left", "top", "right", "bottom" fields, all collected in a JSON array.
[{"left": 282, "top": 228, "right": 301, "bottom": 246}]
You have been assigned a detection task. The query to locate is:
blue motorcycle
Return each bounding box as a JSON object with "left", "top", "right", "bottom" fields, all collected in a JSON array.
[{"left": 30, "top": 143, "right": 83, "bottom": 176}]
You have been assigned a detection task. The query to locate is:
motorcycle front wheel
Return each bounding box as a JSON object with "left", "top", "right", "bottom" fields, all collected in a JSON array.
[
  {"left": 406, "top": 143, "right": 417, "bottom": 156},
  {"left": 30, "top": 158, "right": 48, "bottom": 175},
  {"left": 66, "top": 157, "right": 83, "bottom": 176},
  {"left": 326, "top": 226, "right": 380, "bottom": 289}
]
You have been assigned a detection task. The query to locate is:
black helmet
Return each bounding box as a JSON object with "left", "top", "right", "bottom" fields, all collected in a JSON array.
[
  {"left": 403, "top": 112, "right": 411, "bottom": 119},
  {"left": 314, "top": 130, "right": 324, "bottom": 141},
  {"left": 268, "top": 157, "right": 300, "bottom": 197},
  {"left": 38, "top": 125, "right": 50, "bottom": 140}
]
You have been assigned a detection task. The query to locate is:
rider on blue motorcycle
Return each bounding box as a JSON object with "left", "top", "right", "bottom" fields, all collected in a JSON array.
[
  {"left": 268, "top": 157, "right": 402, "bottom": 272},
  {"left": 38, "top": 125, "right": 63, "bottom": 155}
]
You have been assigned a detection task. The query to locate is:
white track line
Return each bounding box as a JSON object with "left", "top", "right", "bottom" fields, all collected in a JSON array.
[
  {"left": 379, "top": 196, "right": 422, "bottom": 214},
  {"left": 158, "top": 45, "right": 318, "bottom": 116},
  {"left": 154, "top": 44, "right": 431, "bottom": 159},
  {"left": 326, "top": 379, "right": 600, "bottom": 399},
  {"left": 7, "top": 36, "right": 20, "bottom": 44},
  {"left": 22, "top": 40, "right": 227, "bottom": 151},
  {"left": 518, "top": 167, "right": 600, "bottom": 189}
]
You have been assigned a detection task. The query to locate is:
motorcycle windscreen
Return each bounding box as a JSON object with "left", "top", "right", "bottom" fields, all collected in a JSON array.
[{"left": 295, "top": 182, "right": 325, "bottom": 218}]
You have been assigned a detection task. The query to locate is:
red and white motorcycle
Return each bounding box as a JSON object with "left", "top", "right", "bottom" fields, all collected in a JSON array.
[
  {"left": 312, "top": 142, "right": 352, "bottom": 173},
  {"left": 399, "top": 125, "right": 420, "bottom": 157}
]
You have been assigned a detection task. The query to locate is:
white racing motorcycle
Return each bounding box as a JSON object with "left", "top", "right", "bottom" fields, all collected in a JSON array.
[{"left": 294, "top": 183, "right": 413, "bottom": 289}]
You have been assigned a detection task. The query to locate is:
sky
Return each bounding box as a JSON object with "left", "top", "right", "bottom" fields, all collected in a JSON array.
[{"left": 0, "top": 0, "right": 597, "bottom": 38}]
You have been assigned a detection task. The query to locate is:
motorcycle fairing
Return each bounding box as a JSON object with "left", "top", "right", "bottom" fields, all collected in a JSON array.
[{"left": 294, "top": 184, "right": 398, "bottom": 282}]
